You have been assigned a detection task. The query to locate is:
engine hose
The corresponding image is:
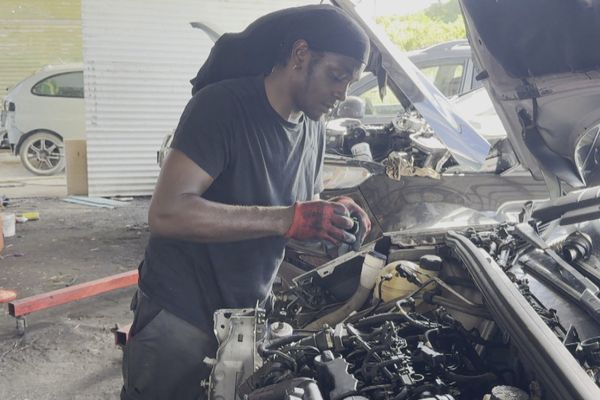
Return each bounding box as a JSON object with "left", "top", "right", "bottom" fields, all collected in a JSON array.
[
  {"left": 425, "top": 328, "right": 486, "bottom": 370},
  {"left": 406, "top": 384, "right": 446, "bottom": 400},
  {"left": 391, "top": 387, "right": 409, "bottom": 400},
  {"left": 362, "top": 357, "right": 409, "bottom": 377},
  {"left": 353, "top": 313, "right": 408, "bottom": 328},
  {"left": 259, "top": 334, "right": 309, "bottom": 354},
  {"left": 266, "top": 350, "right": 298, "bottom": 372},
  {"left": 305, "top": 252, "right": 386, "bottom": 330},
  {"left": 425, "top": 295, "right": 491, "bottom": 320},
  {"left": 246, "top": 377, "right": 324, "bottom": 400},
  {"left": 305, "top": 285, "right": 373, "bottom": 330},
  {"left": 442, "top": 370, "right": 497, "bottom": 384},
  {"left": 425, "top": 325, "right": 503, "bottom": 350},
  {"left": 397, "top": 303, "right": 440, "bottom": 329}
]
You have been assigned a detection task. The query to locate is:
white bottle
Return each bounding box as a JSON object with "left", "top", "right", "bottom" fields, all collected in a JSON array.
[{"left": 351, "top": 142, "right": 373, "bottom": 162}]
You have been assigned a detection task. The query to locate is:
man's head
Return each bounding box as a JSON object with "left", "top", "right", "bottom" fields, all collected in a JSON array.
[
  {"left": 281, "top": 41, "right": 364, "bottom": 120},
  {"left": 271, "top": 6, "right": 370, "bottom": 120},
  {"left": 191, "top": 4, "right": 370, "bottom": 104}
]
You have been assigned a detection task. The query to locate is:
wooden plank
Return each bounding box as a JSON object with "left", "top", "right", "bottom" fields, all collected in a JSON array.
[
  {"left": 8, "top": 270, "right": 138, "bottom": 317},
  {"left": 65, "top": 140, "right": 88, "bottom": 196}
]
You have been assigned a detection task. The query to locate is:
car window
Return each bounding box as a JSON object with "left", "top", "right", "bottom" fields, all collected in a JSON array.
[
  {"left": 359, "top": 85, "right": 403, "bottom": 116},
  {"left": 31, "top": 72, "right": 84, "bottom": 98},
  {"left": 420, "top": 63, "right": 465, "bottom": 97}
]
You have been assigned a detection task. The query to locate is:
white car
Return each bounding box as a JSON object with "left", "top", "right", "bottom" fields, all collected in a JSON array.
[{"left": 2, "top": 63, "right": 84, "bottom": 175}]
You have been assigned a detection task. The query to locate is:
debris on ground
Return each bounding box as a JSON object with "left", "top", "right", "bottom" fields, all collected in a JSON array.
[
  {"left": 18, "top": 211, "right": 40, "bottom": 221},
  {"left": 0, "top": 289, "right": 17, "bottom": 303},
  {"left": 111, "top": 196, "right": 134, "bottom": 202},
  {"left": 62, "top": 196, "right": 131, "bottom": 209},
  {"left": 0, "top": 197, "right": 149, "bottom": 399}
]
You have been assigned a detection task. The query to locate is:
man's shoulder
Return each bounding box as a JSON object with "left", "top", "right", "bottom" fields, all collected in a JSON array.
[{"left": 194, "top": 75, "right": 262, "bottom": 105}]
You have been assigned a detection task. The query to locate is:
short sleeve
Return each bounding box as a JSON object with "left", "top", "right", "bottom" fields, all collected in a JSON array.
[
  {"left": 313, "top": 122, "right": 326, "bottom": 195},
  {"left": 170, "top": 85, "right": 233, "bottom": 179}
]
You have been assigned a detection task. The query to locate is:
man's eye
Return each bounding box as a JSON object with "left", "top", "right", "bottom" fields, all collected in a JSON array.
[{"left": 330, "top": 73, "right": 346, "bottom": 82}]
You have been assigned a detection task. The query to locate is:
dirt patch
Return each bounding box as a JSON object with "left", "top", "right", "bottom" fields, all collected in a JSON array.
[{"left": 0, "top": 197, "right": 150, "bottom": 399}]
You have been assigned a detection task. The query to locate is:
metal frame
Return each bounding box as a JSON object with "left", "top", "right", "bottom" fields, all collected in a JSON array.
[{"left": 7, "top": 270, "right": 138, "bottom": 335}]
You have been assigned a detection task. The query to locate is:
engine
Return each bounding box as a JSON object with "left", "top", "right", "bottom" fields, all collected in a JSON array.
[
  {"left": 207, "top": 189, "right": 600, "bottom": 399},
  {"left": 325, "top": 109, "right": 456, "bottom": 180},
  {"left": 208, "top": 245, "right": 538, "bottom": 399}
]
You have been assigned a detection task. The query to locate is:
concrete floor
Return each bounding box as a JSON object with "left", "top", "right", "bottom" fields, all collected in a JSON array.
[
  {"left": 0, "top": 149, "right": 150, "bottom": 399},
  {"left": 0, "top": 149, "right": 67, "bottom": 198},
  {"left": 0, "top": 197, "right": 150, "bottom": 400}
]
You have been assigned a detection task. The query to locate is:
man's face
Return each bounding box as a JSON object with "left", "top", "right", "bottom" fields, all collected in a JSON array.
[{"left": 295, "top": 51, "right": 364, "bottom": 121}]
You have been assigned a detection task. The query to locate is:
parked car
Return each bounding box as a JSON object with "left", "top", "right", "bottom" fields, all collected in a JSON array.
[
  {"left": 2, "top": 63, "right": 84, "bottom": 175},
  {"left": 349, "top": 39, "right": 482, "bottom": 125},
  {"left": 205, "top": 1, "right": 600, "bottom": 399}
]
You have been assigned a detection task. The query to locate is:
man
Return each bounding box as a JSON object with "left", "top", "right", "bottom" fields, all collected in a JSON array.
[{"left": 121, "top": 5, "right": 371, "bottom": 400}]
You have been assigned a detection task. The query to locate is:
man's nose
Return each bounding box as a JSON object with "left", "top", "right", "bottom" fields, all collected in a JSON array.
[{"left": 334, "top": 85, "right": 348, "bottom": 103}]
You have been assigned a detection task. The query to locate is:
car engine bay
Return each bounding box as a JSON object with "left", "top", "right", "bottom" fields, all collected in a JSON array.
[
  {"left": 325, "top": 106, "right": 515, "bottom": 181},
  {"left": 206, "top": 188, "right": 600, "bottom": 400}
]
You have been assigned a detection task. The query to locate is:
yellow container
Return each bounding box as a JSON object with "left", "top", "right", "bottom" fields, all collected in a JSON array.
[
  {"left": 374, "top": 260, "right": 439, "bottom": 303},
  {"left": 19, "top": 212, "right": 40, "bottom": 221}
]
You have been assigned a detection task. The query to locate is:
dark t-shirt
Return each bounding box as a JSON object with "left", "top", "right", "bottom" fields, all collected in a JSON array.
[{"left": 139, "top": 75, "right": 325, "bottom": 331}]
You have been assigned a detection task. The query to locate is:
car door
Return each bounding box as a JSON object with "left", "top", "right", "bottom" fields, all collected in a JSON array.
[{"left": 19, "top": 71, "right": 85, "bottom": 140}]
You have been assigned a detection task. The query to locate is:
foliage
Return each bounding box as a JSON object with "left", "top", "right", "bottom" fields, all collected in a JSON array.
[
  {"left": 425, "top": 0, "right": 462, "bottom": 23},
  {"left": 376, "top": 0, "right": 466, "bottom": 51}
]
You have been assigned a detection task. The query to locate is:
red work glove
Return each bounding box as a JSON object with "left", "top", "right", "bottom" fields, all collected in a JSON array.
[
  {"left": 284, "top": 200, "right": 356, "bottom": 246},
  {"left": 329, "top": 196, "right": 372, "bottom": 251}
]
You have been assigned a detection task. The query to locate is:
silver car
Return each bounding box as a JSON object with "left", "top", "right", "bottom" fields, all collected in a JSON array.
[{"left": 2, "top": 64, "right": 85, "bottom": 175}]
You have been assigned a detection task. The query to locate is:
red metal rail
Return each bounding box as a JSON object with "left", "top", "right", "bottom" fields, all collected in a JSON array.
[{"left": 8, "top": 270, "right": 138, "bottom": 317}]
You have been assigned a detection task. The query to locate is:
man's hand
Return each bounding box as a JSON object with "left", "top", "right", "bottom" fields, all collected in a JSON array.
[
  {"left": 285, "top": 200, "right": 356, "bottom": 246},
  {"left": 329, "top": 196, "right": 371, "bottom": 251}
]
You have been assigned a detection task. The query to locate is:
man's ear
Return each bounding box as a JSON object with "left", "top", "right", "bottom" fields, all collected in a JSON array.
[{"left": 290, "top": 39, "right": 310, "bottom": 70}]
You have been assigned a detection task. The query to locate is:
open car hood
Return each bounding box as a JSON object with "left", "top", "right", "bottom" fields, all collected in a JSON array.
[
  {"left": 330, "top": 0, "right": 490, "bottom": 171},
  {"left": 459, "top": 0, "right": 600, "bottom": 195}
]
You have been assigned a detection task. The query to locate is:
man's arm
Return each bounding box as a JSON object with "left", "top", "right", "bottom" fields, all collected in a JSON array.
[
  {"left": 149, "top": 149, "right": 355, "bottom": 244},
  {"left": 149, "top": 149, "right": 294, "bottom": 242}
]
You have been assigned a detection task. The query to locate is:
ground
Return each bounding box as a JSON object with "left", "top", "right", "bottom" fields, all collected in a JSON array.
[{"left": 0, "top": 150, "right": 150, "bottom": 399}]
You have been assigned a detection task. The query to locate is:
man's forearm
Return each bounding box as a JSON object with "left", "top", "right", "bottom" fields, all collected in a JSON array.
[{"left": 149, "top": 193, "right": 294, "bottom": 242}]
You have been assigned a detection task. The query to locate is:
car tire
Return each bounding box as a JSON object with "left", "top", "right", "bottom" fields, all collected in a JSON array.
[{"left": 19, "top": 131, "right": 65, "bottom": 176}]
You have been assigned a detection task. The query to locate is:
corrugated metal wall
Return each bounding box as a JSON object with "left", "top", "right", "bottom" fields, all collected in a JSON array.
[
  {"left": 0, "top": 0, "right": 82, "bottom": 96},
  {"left": 82, "top": 0, "right": 317, "bottom": 197}
]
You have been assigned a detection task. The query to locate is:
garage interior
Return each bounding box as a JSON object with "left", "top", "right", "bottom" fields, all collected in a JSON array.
[{"left": 4, "top": 1, "right": 600, "bottom": 400}]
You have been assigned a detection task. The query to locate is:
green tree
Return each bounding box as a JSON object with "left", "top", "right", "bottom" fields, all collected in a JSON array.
[
  {"left": 376, "top": 0, "right": 466, "bottom": 51},
  {"left": 425, "top": 0, "right": 462, "bottom": 23}
]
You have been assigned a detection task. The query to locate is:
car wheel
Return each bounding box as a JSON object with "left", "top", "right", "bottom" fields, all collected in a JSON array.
[{"left": 19, "top": 132, "right": 65, "bottom": 176}]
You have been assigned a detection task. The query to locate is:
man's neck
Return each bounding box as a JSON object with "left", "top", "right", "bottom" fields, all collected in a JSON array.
[{"left": 264, "top": 72, "right": 303, "bottom": 123}]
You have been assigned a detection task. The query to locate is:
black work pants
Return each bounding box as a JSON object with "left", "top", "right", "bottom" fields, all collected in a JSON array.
[{"left": 120, "top": 290, "right": 217, "bottom": 400}]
